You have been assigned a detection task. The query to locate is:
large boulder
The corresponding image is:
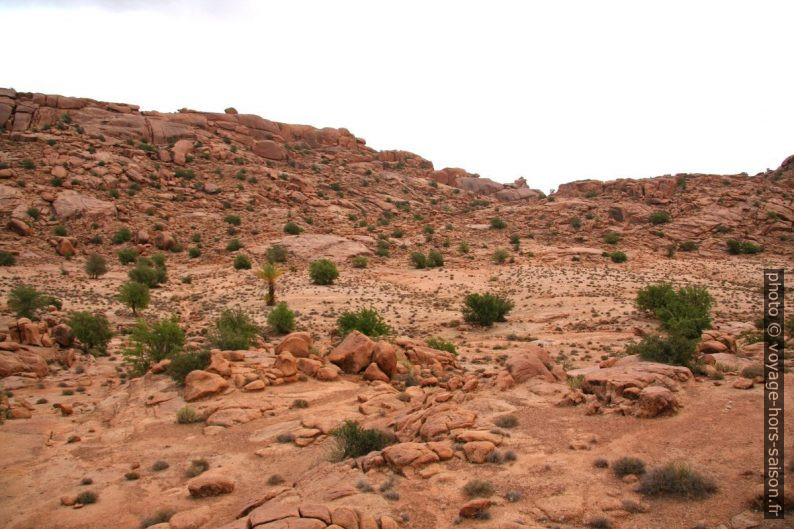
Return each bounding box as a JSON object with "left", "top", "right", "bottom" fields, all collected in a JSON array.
[
  {"left": 327, "top": 331, "right": 375, "bottom": 374},
  {"left": 0, "top": 350, "right": 49, "bottom": 378},
  {"left": 505, "top": 345, "right": 565, "bottom": 383},
  {"left": 183, "top": 370, "right": 229, "bottom": 401},
  {"left": 252, "top": 140, "right": 286, "bottom": 160},
  {"left": 275, "top": 332, "right": 312, "bottom": 358},
  {"left": 187, "top": 474, "right": 235, "bottom": 497},
  {"left": 267, "top": 234, "right": 371, "bottom": 261},
  {"left": 635, "top": 386, "right": 680, "bottom": 418},
  {"left": 52, "top": 190, "right": 116, "bottom": 220}
]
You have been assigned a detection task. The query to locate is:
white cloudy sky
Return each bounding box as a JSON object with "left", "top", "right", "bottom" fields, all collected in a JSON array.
[{"left": 2, "top": 1, "right": 793, "bottom": 191}]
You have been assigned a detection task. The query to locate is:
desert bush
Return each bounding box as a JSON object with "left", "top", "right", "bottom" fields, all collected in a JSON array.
[
  {"left": 604, "top": 232, "right": 620, "bottom": 244},
  {"left": 188, "top": 247, "right": 201, "bottom": 258},
  {"left": 638, "top": 462, "right": 717, "bottom": 498},
  {"left": 264, "top": 244, "right": 287, "bottom": 264},
  {"left": 678, "top": 241, "right": 698, "bottom": 252},
  {"left": 426, "top": 249, "right": 444, "bottom": 267},
  {"left": 459, "top": 242, "right": 470, "bottom": 254},
  {"left": 426, "top": 337, "right": 457, "bottom": 355},
  {"left": 118, "top": 281, "right": 150, "bottom": 315},
  {"left": 594, "top": 458, "right": 609, "bottom": 468},
  {"left": 493, "top": 415, "right": 518, "bottom": 428},
  {"left": 462, "top": 292, "right": 514, "bottom": 327},
  {"left": 626, "top": 334, "right": 696, "bottom": 366},
  {"left": 167, "top": 351, "right": 211, "bottom": 385},
  {"left": 338, "top": 307, "right": 392, "bottom": 337},
  {"left": 226, "top": 238, "right": 242, "bottom": 251},
  {"left": 463, "top": 480, "right": 494, "bottom": 497},
  {"left": 609, "top": 251, "right": 627, "bottom": 263},
  {"left": 123, "top": 317, "right": 185, "bottom": 375},
  {"left": 224, "top": 214, "right": 241, "bottom": 226},
  {"left": 69, "top": 311, "right": 112, "bottom": 355},
  {"left": 570, "top": 217, "right": 582, "bottom": 229},
  {"left": 587, "top": 517, "right": 613, "bottom": 529},
  {"left": 233, "top": 254, "right": 251, "bottom": 270},
  {"left": 493, "top": 249, "right": 510, "bottom": 264},
  {"left": 351, "top": 255, "right": 368, "bottom": 268},
  {"left": 291, "top": 399, "right": 309, "bottom": 409},
  {"left": 84, "top": 253, "right": 107, "bottom": 279},
  {"left": 648, "top": 211, "right": 671, "bottom": 224},
  {"left": 151, "top": 460, "right": 169, "bottom": 471},
  {"left": 185, "top": 458, "right": 209, "bottom": 476},
  {"left": 636, "top": 283, "right": 712, "bottom": 340},
  {"left": 111, "top": 227, "right": 132, "bottom": 244},
  {"left": 612, "top": 457, "right": 646, "bottom": 477},
  {"left": 54, "top": 225, "right": 68, "bottom": 236},
  {"left": 490, "top": 218, "right": 507, "bottom": 229},
  {"left": 210, "top": 309, "right": 259, "bottom": 350},
  {"left": 0, "top": 251, "right": 15, "bottom": 266},
  {"left": 309, "top": 259, "right": 339, "bottom": 285},
  {"left": 410, "top": 252, "right": 427, "bottom": 269},
  {"left": 76, "top": 491, "right": 97, "bottom": 505},
  {"left": 741, "top": 365, "right": 764, "bottom": 379},
  {"left": 726, "top": 239, "right": 763, "bottom": 255},
  {"left": 128, "top": 257, "right": 166, "bottom": 287},
  {"left": 118, "top": 247, "right": 138, "bottom": 264},
  {"left": 140, "top": 509, "right": 175, "bottom": 528},
  {"left": 8, "top": 284, "right": 51, "bottom": 318},
  {"left": 283, "top": 221, "right": 303, "bottom": 235},
  {"left": 267, "top": 302, "right": 295, "bottom": 334},
  {"left": 176, "top": 406, "right": 200, "bottom": 424},
  {"left": 331, "top": 420, "right": 396, "bottom": 459}
]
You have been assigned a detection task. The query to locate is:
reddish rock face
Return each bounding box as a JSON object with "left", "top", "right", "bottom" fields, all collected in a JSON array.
[{"left": 183, "top": 370, "right": 229, "bottom": 401}]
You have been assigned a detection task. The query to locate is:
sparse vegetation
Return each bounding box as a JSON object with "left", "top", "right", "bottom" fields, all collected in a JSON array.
[
  {"left": 118, "top": 281, "right": 150, "bottom": 315},
  {"left": 167, "top": 351, "right": 211, "bottom": 385},
  {"left": 123, "top": 317, "right": 185, "bottom": 375},
  {"left": 267, "top": 302, "right": 296, "bottom": 334},
  {"left": 69, "top": 311, "right": 112, "bottom": 355},
  {"left": 462, "top": 292, "right": 514, "bottom": 327},
  {"left": 283, "top": 221, "right": 303, "bottom": 235},
  {"left": 210, "top": 309, "right": 259, "bottom": 350},
  {"left": 255, "top": 262, "right": 282, "bottom": 305},
  {"left": 649, "top": 211, "right": 671, "bottom": 225},
  {"left": 338, "top": 307, "right": 392, "bottom": 337},
  {"left": 85, "top": 252, "right": 108, "bottom": 279},
  {"left": 233, "top": 254, "right": 252, "bottom": 269},
  {"left": 726, "top": 239, "right": 762, "bottom": 255},
  {"left": 612, "top": 457, "right": 646, "bottom": 477},
  {"left": 490, "top": 218, "right": 507, "bottom": 230},
  {"left": 638, "top": 462, "right": 717, "bottom": 498},
  {"left": 8, "top": 285, "right": 54, "bottom": 318},
  {"left": 426, "top": 337, "right": 457, "bottom": 355},
  {"left": 331, "top": 420, "right": 396, "bottom": 460},
  {"left": 309, "top": 259, "right": 339, "bottom": 285},
  {"left": 463, "top": 480, "right": 494, "bottom": 497},
  {"left": 0, "top": 251, "right": 15, "bottom": 266}
]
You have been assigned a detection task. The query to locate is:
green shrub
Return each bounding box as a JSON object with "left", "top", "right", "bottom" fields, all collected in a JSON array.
[
  {"left": 609, "top": 251, "right": 627, "bottom": 263},
  {"left": 283, "top": 222, "right": 303, "bottom": 235},
  {"left": 351, "top": 255, "right": 368, "bottom": 268},
  {"left": 210, "top": 309, "right": 259, "bottom": 350},
  {"left": 309, "top": 259, "right": 338, "bottom": 285},
  {"left": 570, "top": 217, "right": 582, "bottom": 229},
  {"left": 118, "top": 248, "right": 138, "bottom": 265},
  {"left": 21, "top": 159, "right": 35, "bottom": 170},
  {"left": 604, "top": 232, "right": 620, "bottom": 245},
  {"left": 490, "top": 218, "right": 507, "bottom": 230},
  {"left": 427, "top": 249, "right": 444, "bottom": 267},
  {"left": 463, "top": 480, "right": 494, "bottom": 498},
  {"left": 233, "top": 254, "right": 251, "bottom": 270},
  {"left": 626, "top": 334, "right": 697, "bottom": 366},
  {"left": 226, "top": 238, "right": 242, "bottom": 251},
  {"left": 410, "top": 252, "right": 427, "bottom": 269},
  {"left": 459, "top": 242, "right": 470, "bottom": 254},
  {"left": 267, "top": 302, "right": 295, "bottom": 334},
  {"left": 636, "top": 283, "right": 712, "bottom": 340},
  {"left": 69, "top": 311, "right": 112, "bottom": 355},
  {"left": 462, "top": 292, "right": 514, "bottom": 327},
  {"left": 493, "top": 249, "right": 509, "bottom": 264},
  {"left": 638, "top": 462, "right": 717, "bottom": 499},
  {"left": 331, "top": 420, "right": 396, "bottom": 460},
  {"left": 75, "top": 491, "right": 97, "bottom": 505},
  {"left": 224, "top": 214, "right": 241, "bottom": 226},
  {"left": 426, "top": 337, "right": 457, "bottom": 355},
  {"left": 613, "top": 457, "right": 646, "bottom": 477},
  {"left": 26, "top": 207, "right": 40, "bottom": 220},
  {"left": 188, "top": 247, "right": 201, "bottom": 258},
  {"left": 176, "top": 406, "right": 200, "bottom": 424},
  {"left": 128, "top": 258, "right": 166, "bottom": 287},
  {"left": 123, "top": 317, "right": 185, "bottom": 375},
  {"left": 167, "top": 351, "right": 211, "bottom": 385},
  {"left": 85, "top": 253, "right": 107, "bottom": 279},
  {"left": 117, "top": 281, "right": 150, "bottom": 315},
  {"left": 266, "top": 244, "right": 287, "bottom": 263},
  {"left": 337, "top": 307, "right": 392, "bottom": 337},
  {"left": 678, "top": 241, "right": 698, "bottom": 252},
  {"left": 111, "top": 227, "right": 132, "bottom": 244},
  {"left": 649, "top": 211, "right": 671, "bottom": 225},
  {"left": 726, "top": 239, "right": 762, "bottom": 255},
  {"left": 8, "top": 285, "right": 51, "bottom": 318},
  {"left": 54, "top": 225, "right": 68, "bottom": 236},
  {"left": 0, "top": 251, "right": 16, "bottom": 266}
]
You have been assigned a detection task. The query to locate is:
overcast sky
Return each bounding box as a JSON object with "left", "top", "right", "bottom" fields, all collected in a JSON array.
[{"left": 2, "top": 1, "right": 793, "bottom": 191}]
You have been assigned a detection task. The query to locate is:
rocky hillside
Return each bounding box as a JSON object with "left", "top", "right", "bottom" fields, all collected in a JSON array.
[{"left": 0, "top": 89, "right": 792, "bottom": 529}]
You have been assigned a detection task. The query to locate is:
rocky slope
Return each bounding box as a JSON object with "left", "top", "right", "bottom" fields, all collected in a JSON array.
[{"left": 0, "top": 89, "right": 793, "bottom": 529}]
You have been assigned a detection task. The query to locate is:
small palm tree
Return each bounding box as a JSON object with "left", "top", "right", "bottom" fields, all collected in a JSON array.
[{"left": 255, "top": 262, "right": 282, "bottom": 306}]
